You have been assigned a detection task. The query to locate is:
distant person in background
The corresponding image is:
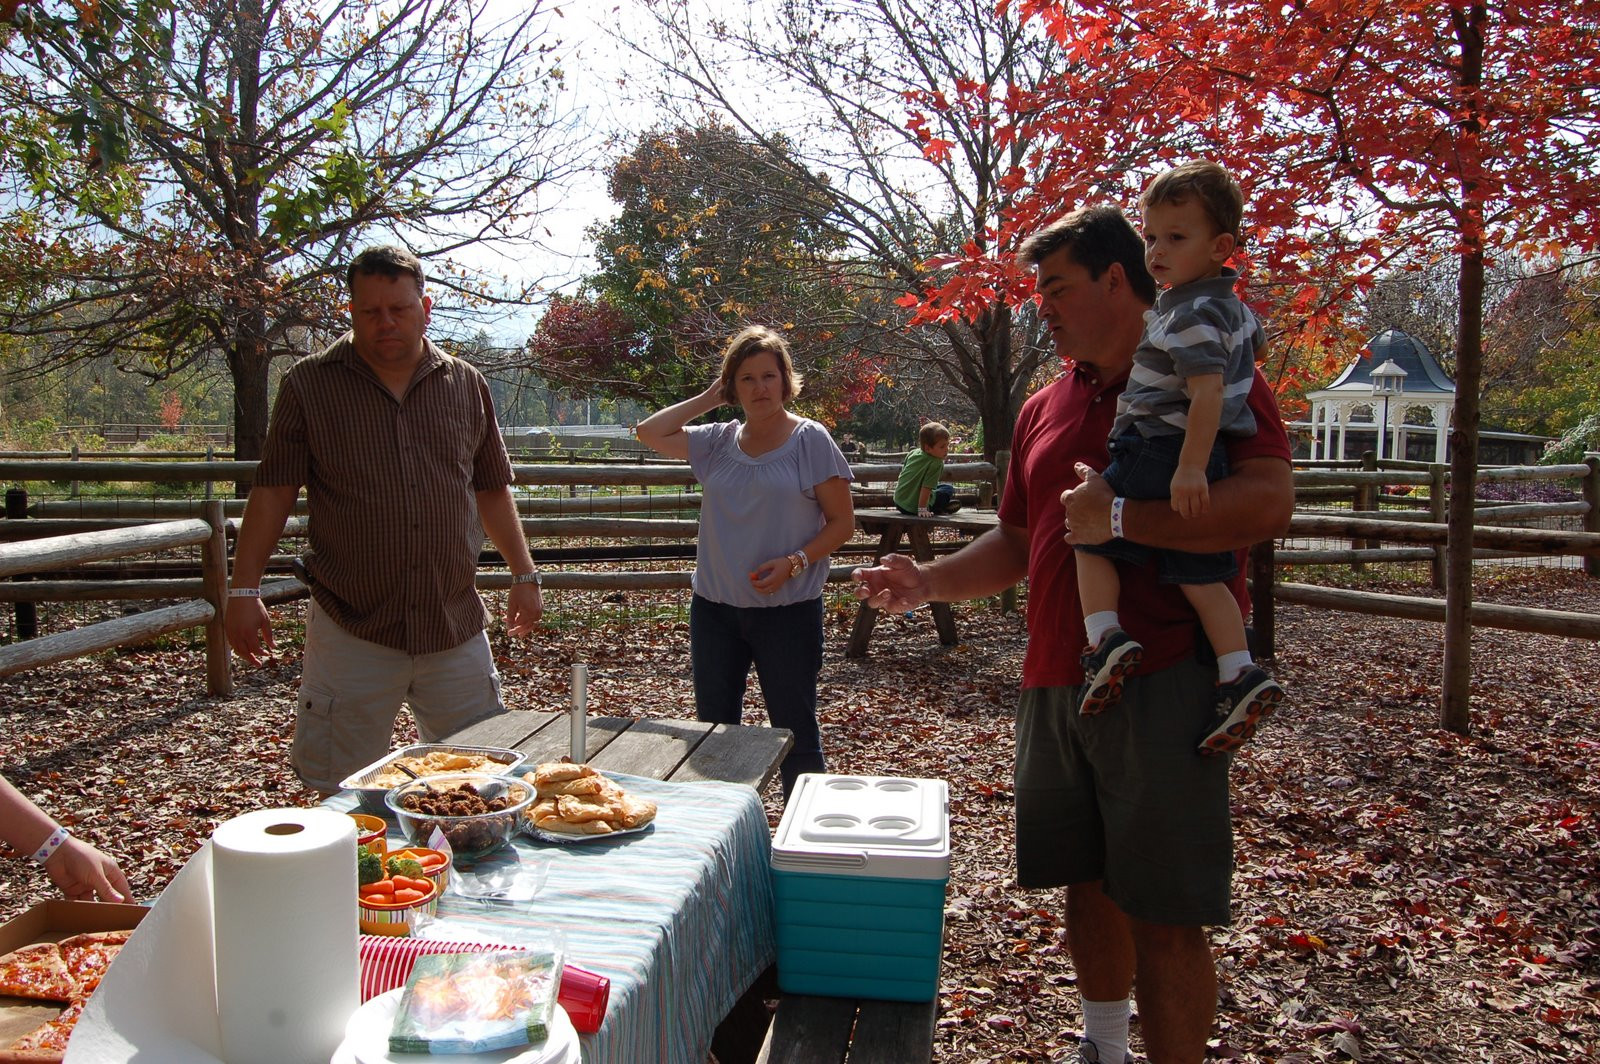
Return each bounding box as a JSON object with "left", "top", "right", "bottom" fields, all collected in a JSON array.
[
  {"left": 894, "top": 421, "right": 962, "bottom": 517},
  {"left": 635, "top": 325, "right": 855, "bottom": 797},
  {"left": 1, "top": 773, "right": 130, "bottom": 902},
  {"left": 225, "top": 245, "right": 543, "bottom": 796}
]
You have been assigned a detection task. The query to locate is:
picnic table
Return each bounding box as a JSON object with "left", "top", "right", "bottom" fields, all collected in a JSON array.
[
  {"left": 847, "top": 507, "right": 1002, "bottom": 657},
  {"left": 426, "top": 710, "right": 937, "bottom": 1064},
  {"left": 345, "top": 709, "right": 793, "bottom": 1064}
]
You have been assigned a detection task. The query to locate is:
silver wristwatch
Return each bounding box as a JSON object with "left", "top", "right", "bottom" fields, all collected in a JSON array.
[{"left": 512, "top": 571, "right": 542, "bottom": 587}]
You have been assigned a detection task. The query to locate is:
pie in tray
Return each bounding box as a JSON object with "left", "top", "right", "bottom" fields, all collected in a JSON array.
[{"left": 0, "top": 928, "right": 132, "bottom": 1050}]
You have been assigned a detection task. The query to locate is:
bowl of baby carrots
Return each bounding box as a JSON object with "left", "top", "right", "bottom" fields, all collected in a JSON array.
[
  {"left": 385, "top": 845, "right": 451, "bottom": 895},
  {"left": 358, "top": 852, "right": 442, "bottom": 936}
]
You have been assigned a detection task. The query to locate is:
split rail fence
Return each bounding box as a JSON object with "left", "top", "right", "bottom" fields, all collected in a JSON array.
[
  {"left": 1250, "top": 455, "right": 1600, "bottom": 659},
  {"left": 2, "top": 454, "right": 1598, "bottom": 697},
  {"left": 0, "top": 457, "right": 1001, "bottom": 690}
]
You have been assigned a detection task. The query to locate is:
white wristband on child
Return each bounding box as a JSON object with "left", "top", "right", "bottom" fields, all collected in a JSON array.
[
  {"left": 31, "top": 826, "right": 69, "bottom": 865},
  {"left": 1110, "top": 496, "right": 1127, "bottom": 540}
]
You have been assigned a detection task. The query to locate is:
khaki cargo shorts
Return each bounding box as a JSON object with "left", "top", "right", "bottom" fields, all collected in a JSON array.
[{"left": 291, "top": 599, "right": 504, "bottom": 793}]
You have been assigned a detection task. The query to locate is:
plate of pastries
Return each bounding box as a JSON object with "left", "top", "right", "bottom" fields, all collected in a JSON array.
[{"left": 520, "top": 761, "right": 658, "bottom": 844}]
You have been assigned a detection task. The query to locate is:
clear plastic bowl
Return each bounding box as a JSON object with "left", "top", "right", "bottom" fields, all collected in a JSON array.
[{"left": 384, "top": 772, "right": 534, "bottom": 862}]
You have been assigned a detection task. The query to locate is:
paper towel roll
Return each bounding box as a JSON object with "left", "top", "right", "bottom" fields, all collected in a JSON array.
[{"left": 211, "top": 807, "right": 359, "bottom": 1064}]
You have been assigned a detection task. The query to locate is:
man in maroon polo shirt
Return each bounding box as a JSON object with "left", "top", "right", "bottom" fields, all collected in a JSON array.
[
  {"left": 852, "top": 206, "right": 1292, "bottom": 1063},
  {"left": 225, "top": 246, "right": 543, "bottom": 795}
]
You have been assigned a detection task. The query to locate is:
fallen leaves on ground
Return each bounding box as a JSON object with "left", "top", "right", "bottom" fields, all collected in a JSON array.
[{"left": 1, "top": 567, "right": 1597, "bottom": 1061}]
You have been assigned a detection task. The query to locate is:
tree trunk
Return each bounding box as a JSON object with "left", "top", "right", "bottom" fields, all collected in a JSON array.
[
  {"left": 1440, "top": 3, "right": 1487, "bottom": 735},
  {"left": 229, "top": 319, "right": 273, "bottom": 468},
  {"left": 227, "top": 0, "right": 272, "bottom": 473},
  {"left": 1441, "top": 250, "right": 1483, "bottom": 734},
  {"left": 963, "top": 302, "right": 1018, "bottom": 465}
]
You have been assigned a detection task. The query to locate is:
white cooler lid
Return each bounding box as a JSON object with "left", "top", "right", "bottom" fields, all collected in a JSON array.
[{"left": 771, "top": 774, "right": 949, "bottom": 879}]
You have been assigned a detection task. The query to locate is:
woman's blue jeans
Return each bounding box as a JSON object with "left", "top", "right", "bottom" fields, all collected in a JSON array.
[{"left": 689, "top": 594, "right": 827, "bottom": 797}]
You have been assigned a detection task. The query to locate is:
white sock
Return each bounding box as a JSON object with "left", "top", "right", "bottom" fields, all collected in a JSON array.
[
  {"left": 1217, "top": 650, "right": 1254, "bottom": 684},
  {"left": 1085, "top": 611, "right": 1120, "bottom": 649},
  {"left": 1081, "top": 996, "right": 1130, "bottom": 1061}
]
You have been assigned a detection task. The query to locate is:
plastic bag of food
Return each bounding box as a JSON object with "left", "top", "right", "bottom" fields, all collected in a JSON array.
[{"left": 386, "top": 947, "right": 563, "bottom": 1054}]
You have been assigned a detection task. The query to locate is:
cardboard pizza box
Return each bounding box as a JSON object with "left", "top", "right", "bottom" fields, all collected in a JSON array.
[{"left": 0, "top": 901, "right": 147, "bottom": 1064}]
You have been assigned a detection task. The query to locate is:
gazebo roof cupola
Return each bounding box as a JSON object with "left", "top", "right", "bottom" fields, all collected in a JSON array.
[{"left": 1324, "top": 329, "right": 1454, "bottom": 395}]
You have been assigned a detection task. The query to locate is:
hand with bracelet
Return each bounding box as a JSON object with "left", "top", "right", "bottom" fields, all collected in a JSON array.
[
  {"left": 748, "top": 549, "right": 812, "bottom": 595},
  {"left": 1060, "top": 462, "right": 1119, "bottom": 546},
  {"left": 224, "top": 578, "right": 277, "bottom": 666},
  {"left": 0, "top": 774, "right": 131, "bottom": 903}
]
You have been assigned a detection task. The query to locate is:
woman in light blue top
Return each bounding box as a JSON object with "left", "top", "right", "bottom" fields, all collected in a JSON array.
[{"left": 636, "top": 325, "right": 855, "bottom": 796}]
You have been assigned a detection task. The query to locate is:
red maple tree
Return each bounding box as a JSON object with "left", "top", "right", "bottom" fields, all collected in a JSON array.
[{"left": 916, "top": 0, "right": 1600, "bottom": 725}]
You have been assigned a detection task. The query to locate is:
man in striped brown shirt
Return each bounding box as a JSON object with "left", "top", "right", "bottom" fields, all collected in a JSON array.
[{"left": 225, "top": 246, "right": 542, "bottom": 795}]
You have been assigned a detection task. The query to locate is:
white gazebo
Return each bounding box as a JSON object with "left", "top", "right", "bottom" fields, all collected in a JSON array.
[{"left": 1304, "top": 330, "right": 1456, "bottom": 462}]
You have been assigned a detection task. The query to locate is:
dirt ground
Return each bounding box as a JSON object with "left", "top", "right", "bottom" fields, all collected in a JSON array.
[{"left": 1, "top": 567, "right": 1596, "bottom": 1061}]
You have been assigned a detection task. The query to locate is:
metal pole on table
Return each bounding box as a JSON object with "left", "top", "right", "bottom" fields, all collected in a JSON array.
[{"left": 570, "top": 663, "right": 588, "bottom": 762}]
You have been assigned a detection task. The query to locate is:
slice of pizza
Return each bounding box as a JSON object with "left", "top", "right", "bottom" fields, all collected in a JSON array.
[
  {"left": 58, "top": 930, "right": 131, "bottom": 995},
  {"left": 10, "top": 1018, "right": 69, "bottom": 1052},
  {"left": 8, "top": 999, "right": 84, "bottom": 1052},
  {"left": 0, "top": 942, "right": 77, "bottom": 1002},
  {"left": 10, "top": 1018, "right": 72, "bottom": 1052}
]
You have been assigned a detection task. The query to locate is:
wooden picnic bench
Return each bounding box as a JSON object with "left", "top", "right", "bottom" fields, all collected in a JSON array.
[
  {"left": 847, "top": 507, "right": 1002, "bottom": 657},
  {"left": 440, "top": 709, "right": 942, "bottom": 1064},
  {"left": 757, "top": 993, "right": 938, "bottom": 1063}
]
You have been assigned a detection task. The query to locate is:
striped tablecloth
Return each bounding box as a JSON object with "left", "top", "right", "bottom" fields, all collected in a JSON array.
[{"left": 328, "top": 772, "right": 776, "bottom": 1064}]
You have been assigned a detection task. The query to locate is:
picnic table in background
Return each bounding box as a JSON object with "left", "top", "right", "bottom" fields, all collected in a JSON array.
[{"left": 847, "top": 507, "right": 1003, "bottom": 657}]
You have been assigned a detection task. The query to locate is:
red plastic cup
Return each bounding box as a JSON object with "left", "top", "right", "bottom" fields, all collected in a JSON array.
[{"left": 558, "top": 964, "right": 610, "bottom": 1033}]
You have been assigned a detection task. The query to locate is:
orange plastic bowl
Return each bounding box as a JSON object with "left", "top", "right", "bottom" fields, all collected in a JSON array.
[
  {"left": 357, "top": 878, "right": 439, "bottom": 937},
  {"left": 349, "top": 813, "right": 388, "bottom": 856},
  {"left": 385, "top": 846, "right": 451, "bottom": 895}
]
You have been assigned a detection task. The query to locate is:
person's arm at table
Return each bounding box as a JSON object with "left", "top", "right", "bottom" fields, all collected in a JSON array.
[
  {"left": 224, "top": 483, "right": 300, "bottom": 664},
  {"left": 1062, "top": 455, "right": 1292, "bottom": 553},
  {"left": 0, "top": 774, "right": 130, "bottom": 903},
  {"left": 852, "top": 520, "right": 1029, "bottom": 613},
  {"left": 478, "top": 485, "right": 543, "bottom": 637}
]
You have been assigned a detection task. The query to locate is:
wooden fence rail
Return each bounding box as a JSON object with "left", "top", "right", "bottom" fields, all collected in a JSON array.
[
  {"left": 0, "top": 458, "right": 1003, "bottom": 684},
  {"left": 1272, "top": 583, "right": 1600, "bottom": 639},
  {"left": 0, "top": 502, "right": 230, "bottom": 694},
  {"left": 1285, "top": 513, "right": 1600, "bottom": 555},
  {"left": 0, "top": 458, "right": 999, "bottom": 488},
  {"left": 4, "top": 454, "right": 1598, "bottom": 714}
]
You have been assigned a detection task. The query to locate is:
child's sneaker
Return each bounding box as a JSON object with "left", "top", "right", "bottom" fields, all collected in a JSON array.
[
  {"left": 1078, "top": 628, "right": 1142, "bottom": 716},
  {"left": 1197, "top": 666, "right": 1284, "bottom": 756},
  {"left": 1075, "top": 1037, "right": 1134, "bottom": 1063}
]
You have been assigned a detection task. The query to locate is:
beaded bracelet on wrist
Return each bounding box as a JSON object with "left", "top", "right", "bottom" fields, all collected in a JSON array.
[{"left": 31, "top": 826, "right": 69, "bottom": 866}]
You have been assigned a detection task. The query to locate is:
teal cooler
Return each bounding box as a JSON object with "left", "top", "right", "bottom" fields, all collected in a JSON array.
[{"left": 770, "top": 773, "right": 949, "bottom": 1002}]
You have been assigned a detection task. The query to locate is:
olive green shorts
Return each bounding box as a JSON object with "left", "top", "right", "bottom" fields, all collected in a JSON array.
[{"left": 1014, "top": 656, "right": 1234, "bottom": 926}]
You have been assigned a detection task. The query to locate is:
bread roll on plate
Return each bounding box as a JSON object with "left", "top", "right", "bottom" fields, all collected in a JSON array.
[
  {"left": 520, "top": 762, "right": 659, "bottom": 840},
  {"left": 538, "top": 818, "right": 614, "bottom": 836},
  {"left": 532, "top": 761, "right": 597, "bottom": 790}
]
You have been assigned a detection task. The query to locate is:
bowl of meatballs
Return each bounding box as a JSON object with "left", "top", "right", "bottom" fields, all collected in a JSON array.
[{"left": 384, "top": 772, "right": 535, "bottom": 862}]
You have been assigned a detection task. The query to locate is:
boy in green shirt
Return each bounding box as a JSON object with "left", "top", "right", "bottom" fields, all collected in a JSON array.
[{"left": 894, "top": 422, "right": 961, "bottom": 516}]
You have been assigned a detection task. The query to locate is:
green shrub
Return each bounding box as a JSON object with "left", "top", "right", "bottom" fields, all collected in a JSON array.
[
  {"left": 1541, "top": 414, "right": 1600, "bottom": 465},
  {"left": 3, "top": 416, "right": 63, "bottom": 450}
]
